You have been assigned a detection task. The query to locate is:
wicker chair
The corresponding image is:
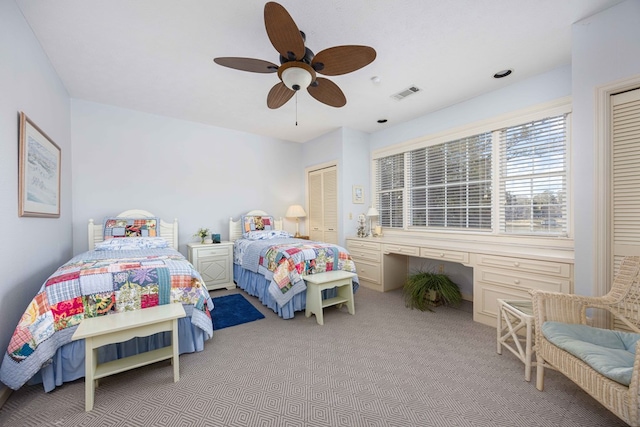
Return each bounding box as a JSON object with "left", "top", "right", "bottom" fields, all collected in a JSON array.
[{"left": 531, "top": 255, "right": 640, "bottom": 427}]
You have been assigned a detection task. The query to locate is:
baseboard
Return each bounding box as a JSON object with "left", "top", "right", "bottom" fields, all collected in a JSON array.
[
  {"left": 461, "top": 292, "right": 473, "bottom": 302},
  {"left": 0, "top": 384, "right": 12, "bottom": 409}
]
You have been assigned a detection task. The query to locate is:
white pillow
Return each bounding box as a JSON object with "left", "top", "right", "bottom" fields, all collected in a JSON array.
[
  {"left": 95, "top": 237, "right": 169, "bottom": 251},
  {"left": 244, "top": 230, "right": 292, "bottom": 240}
]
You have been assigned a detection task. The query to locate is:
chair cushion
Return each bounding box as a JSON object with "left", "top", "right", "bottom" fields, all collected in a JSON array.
[{"left": 542, "top": 321, "right": 640, "bottom": 386}]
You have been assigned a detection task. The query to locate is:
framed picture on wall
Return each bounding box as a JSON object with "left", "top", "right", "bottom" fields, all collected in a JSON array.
[
  {"left": 352, "top": 185, "right": 364, "bottom": 204},
  {"left": 18, "top": 112, "right": 61, "bottom": 218}
]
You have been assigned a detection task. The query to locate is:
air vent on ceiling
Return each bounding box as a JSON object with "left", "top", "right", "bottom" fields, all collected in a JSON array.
[{"left": 391, "top": 85, "right": 421, "bottom": 101}]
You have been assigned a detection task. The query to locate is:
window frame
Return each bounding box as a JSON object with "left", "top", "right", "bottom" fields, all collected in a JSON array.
[{"left": 371, "top": 98, "right": 572, "bottom": 240}]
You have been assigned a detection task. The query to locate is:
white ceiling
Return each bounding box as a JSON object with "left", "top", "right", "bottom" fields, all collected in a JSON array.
[{"left": 16, "top": 0, "right": 623, "bottom": 143}]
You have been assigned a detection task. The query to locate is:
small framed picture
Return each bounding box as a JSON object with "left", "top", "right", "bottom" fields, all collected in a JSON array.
[{"left": 352, "top": 185, "right": 364, "bottom": 204}]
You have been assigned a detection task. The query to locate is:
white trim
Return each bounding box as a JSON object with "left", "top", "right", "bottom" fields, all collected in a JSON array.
[
  {"left": 373, "top": 97, "right": 572, "bottom": 159},
  {"left": 594, "top": 74, "right": 640, "bottom": 304}
]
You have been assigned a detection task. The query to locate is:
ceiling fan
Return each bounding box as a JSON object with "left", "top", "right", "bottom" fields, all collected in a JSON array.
[{"left": 213, "top": 2, "right": 376, "bottom": 109}]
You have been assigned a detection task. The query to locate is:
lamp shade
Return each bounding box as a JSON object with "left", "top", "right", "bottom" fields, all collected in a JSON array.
[
  {"left": 366, "top": 207, "right": 379, "bottom": 217},
  {"left": 286, "top": 204, "right": 307, "bottom": 218}
]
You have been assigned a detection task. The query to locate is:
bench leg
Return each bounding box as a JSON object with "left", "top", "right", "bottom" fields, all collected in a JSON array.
[
  {"left": 84, "top": 338, "right": 97, "bottom": 411},
  {"left": 172, "top": 319, "right": 180, "bottom": 382},
  {"left": 305, "top": 284, "right": 324, "bottom": 325},
  {"left": 338, "top": 283, "right": 355, "bottom": 315}
]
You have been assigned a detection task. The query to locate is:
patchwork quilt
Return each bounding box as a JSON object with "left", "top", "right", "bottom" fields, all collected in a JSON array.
[
  {"left": 0, "top": 248, "right": 213, "bottom": 390},
  {"left": 239, "top": 239, "right": 358, "bottom": 306}
]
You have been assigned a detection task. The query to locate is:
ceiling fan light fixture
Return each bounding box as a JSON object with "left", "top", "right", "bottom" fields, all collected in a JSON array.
[{"left": 281, "top": 66, "right": 312, "bottom": 91}]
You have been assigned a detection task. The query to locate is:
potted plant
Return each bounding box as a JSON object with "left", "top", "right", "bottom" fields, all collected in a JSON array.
[{"left": 403, "top": 268, "right": 462, "bottom": 311}]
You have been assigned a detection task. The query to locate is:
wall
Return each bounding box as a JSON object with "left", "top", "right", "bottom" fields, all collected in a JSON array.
[
  {"left": 0, "top": 1, "right": 72, "bottom": 362},
  {"left": 71, "top": 100, "right": 304, "bottom": 255},
  {"left": 301, "top": 128, "right": 371, "bottom": 245},
  {"left": 572, "top": 0, "right": 640, "bottom": 295},
  {"left": 370, "top": 65, "right": 571, "bottom": 151}
]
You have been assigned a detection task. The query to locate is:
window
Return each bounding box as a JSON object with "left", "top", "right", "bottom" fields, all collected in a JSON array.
[
  {"left": 407, "top": 133, "right": 492, "bottom": 230},
  {"left": 374, "top": 110, "right": 569, "bottom": 237},
  {"left": 500, "top": 114, "right": 568, "bottom": 235},
  {"left": 375, "top": 153, "right": 404, "bottom": 228}
]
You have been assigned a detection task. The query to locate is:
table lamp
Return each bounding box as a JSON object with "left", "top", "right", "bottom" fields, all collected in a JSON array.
[
  {"left": 285, "top": 204, "right": 306, "bottom": 237},
  {"left": 366, "top": 206, "right": 379, "bottom": 237}
]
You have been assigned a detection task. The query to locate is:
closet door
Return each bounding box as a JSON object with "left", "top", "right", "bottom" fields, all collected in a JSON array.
[
  {"left": 612, "top": 88, "right": 640, "bottom": 270},
  {"left": 308, "top": 165, "right": 338, "bottom": 244},
  {"left": 308, "top": 170, "right": 323, "bottom": 242},
  {"left": 322, "top": 167, "right": 338, "bottom": 244}
]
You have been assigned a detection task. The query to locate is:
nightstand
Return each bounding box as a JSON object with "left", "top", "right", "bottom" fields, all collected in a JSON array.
[{"left": 187, "top": 241, "right": 235, "bottom": 291}]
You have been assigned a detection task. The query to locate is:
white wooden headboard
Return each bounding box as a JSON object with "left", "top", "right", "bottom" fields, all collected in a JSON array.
[
  {"left": 88, "top": 209, "right": 179, "bottom": 250},
  {"left": 229, "top": 210, "right": 283, "bottom": 242}
]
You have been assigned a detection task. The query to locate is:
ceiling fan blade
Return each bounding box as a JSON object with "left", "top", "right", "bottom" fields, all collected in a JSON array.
[
  {"left": 264, "top": 2, "right": 305, "bottom": 61},
  {"left": 312, "top": 45, "right": 377, "bottom": 76},
  {"left": 213, "top": 57, "right": 278, "bottom": 73},
  {"left": 307, "top": 77, "right": 346, "bottom": 108},
  {"left": 267, "top": 82, "right": 295, "bottom": 109}
]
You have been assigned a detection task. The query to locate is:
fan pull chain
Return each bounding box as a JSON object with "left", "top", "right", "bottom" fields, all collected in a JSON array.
[{"left": 295, "top": 92, "right": 298, "bottom": 126}]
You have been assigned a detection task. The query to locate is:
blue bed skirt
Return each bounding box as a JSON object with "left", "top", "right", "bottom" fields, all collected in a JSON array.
[
  {"left": 233, "top": 264, "right": 341, "bottom": 319},
  {"left": 31, "top": 317, "right": 207, "bottom": 392}
]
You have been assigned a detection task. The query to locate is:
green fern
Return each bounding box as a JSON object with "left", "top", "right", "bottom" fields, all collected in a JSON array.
[{"left": 403, "top": 270, "right": 462, "bottom": 312}]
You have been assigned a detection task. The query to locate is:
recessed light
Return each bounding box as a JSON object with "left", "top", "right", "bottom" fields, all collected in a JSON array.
[
  {"left": 377, "top": 119, "right": 388, "bottom": 123},
  {"left": 493, "top": 69, "right": 513, "bottom": 79}
]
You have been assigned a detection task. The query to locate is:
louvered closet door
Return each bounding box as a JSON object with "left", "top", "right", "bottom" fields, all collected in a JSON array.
[
  {"left": 612, "top": 88, "right": 640, "bottom": 273},
  {"left": 322, "top": 167, "right": 338, "bottom": 244},
  {"left": 309, "top": 171, "right": 323, "bottom": 242},
  {"left": 307, "top": 166, "right": 338, "bottom": 244}
]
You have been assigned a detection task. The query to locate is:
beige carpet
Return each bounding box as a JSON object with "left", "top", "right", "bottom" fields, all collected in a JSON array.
[{"left": 0, "top": 286, "right": 626, "bottom": 426}]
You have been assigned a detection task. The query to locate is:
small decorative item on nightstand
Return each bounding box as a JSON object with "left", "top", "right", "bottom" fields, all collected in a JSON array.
[
  {"left": 212, "top": 233, "right": 221, "bottom": 243},
  {"left": 194, "top": 227, "right": 210, "bottom": 244}
]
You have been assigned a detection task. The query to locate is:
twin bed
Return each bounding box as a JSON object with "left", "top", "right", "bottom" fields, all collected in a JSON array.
[
  {"left": 0, "top": 210, "right": 213, "bottom": 392},
  {"left": 230, "top": 210, "right": 359, "bottom": 319},
  {"left": 0, "top": 209, "right": 359, "bottom": 393}
]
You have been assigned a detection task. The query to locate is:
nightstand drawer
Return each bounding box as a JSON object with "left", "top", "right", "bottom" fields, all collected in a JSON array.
[{"left": 194, "top": 246, "right": 230, "bottom": 258}]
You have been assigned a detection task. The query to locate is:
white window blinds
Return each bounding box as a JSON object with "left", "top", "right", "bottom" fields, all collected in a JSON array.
[
  {"left": 407, "top": 133, "right": 492, "bottom": 230},
  {"left": 499, "top": 114, "right": 568, "bottom": 235},
  {"left": 375, "top": 153, "right": 404, "bottom": 228}
]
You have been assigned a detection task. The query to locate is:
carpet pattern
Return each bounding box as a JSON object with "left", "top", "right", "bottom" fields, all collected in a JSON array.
[
  {"left": 0, "top": 288, "right": 626, "bottom": 426},
  {"left": 211, "top": 293, "right": 265, "bottom": 330}
]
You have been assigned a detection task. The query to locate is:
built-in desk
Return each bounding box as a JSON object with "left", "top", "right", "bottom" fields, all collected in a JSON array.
[{"left": 346, "top": 234, "right": 574, "bottom": 327}]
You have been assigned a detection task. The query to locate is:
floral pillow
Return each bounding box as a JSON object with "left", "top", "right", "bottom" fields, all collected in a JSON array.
[
  {"left": 241, "top": 215, "right": 275, "bottom": 236},
  {"left": 95, "top": 237, "right": 169, "bottom": 251},
  {"left": 103, "top": 217, "right": 159, "bottom": 239},
  {"left": 244, "top": 230, "right": 292, "bottom": 240}
]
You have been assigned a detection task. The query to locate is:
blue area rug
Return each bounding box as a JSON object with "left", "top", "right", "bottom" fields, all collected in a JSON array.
[{"left": 211, "top": 294, "right": 265, "bottom": 330}]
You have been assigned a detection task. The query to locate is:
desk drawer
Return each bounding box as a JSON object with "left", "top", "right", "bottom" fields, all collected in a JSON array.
[
  {"left": 476, "top": 268, "right": 571, "bottom": 293},
  {"left": 349, "top": 249, "right": 381, "bottom": 263},
  {"left": 383, "top": 244, "right": 420, "bottom": 257},
  {"left": 347, "top": 240, "right": 381, "bottom": 252},
  {"left": 353, "top": 260, "right": 381, "bottom": 284},
  {"left": 475, "top": 254, "right": 571, "bottom": 278},
  {"left": 420, "top": 247, "right": 469, "bottom": 264}
]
